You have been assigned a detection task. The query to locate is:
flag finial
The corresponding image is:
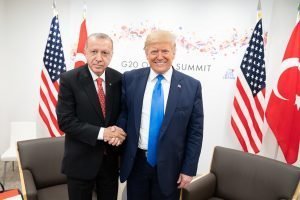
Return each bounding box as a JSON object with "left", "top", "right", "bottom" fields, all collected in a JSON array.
[
  {"left": 297, "top": 2, "right": 300, "bottom": 22},
  {"left": 257, "top": 0, "right": 262, "bottom": 20},
  {"left": 83, "top": 0, "right": 87, "bottom": 19},
  {"left": 52, "top": 0, "right": 58, "bottom": 16}
]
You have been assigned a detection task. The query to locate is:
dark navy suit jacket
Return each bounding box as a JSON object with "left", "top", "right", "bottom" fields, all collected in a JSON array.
[{"left": 118, "top": 67, "right": 204, "bottom": 196}]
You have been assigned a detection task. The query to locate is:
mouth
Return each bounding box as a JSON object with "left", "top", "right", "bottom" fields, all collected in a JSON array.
[
  {"left": 154, "top": 61, "right": 166, "bottom": 66},
  {"left": 94, "top": 65, "right": 104, "bottom": 69}
]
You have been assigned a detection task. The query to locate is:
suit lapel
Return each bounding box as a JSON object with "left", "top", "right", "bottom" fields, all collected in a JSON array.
[
  {"left": 134, "top": 68, "right": 150, "bottom": 134},
  {"left": 160, "top": 69, "right": 183, "bottom": 137},
  {"left": 79, "top": 65, "right": 104, "bottom": 120}
]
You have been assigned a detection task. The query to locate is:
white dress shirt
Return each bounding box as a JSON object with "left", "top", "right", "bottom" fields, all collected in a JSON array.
[
  {"left": 88, "top": 67, "right": 106, "bottom": 140},
  {"left": 138, "top": 67, "right": 173, "bottom": 150}
]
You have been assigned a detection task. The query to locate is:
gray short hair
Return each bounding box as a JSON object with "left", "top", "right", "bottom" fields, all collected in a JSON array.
[{"left": 85, "top": 33, "right": 113, "bottom": 49}]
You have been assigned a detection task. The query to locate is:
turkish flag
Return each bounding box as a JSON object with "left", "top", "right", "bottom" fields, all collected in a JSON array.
[
  {"left": 74, "top": 19, "right": 88, "bottom": 68},
  {"left": 266, "top": 22, "right": 300, "bottom": 164}
]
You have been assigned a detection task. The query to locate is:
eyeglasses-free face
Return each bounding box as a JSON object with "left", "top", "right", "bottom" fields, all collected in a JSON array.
[{"left": 85, "top": 37, "right": 113, "bottom": 76}]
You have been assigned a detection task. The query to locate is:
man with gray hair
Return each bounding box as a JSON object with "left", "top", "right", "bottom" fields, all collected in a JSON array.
[{"left": 57, "top": 33, "right": 126, "bottom": 200}]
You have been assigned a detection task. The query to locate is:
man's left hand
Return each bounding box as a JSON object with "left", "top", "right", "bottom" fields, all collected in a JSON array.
[{"left": 177, "top": 173, "right": 193, "bottom": 188}]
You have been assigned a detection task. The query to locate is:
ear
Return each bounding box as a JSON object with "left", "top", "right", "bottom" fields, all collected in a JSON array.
[
  {"left": 173, "top": 44, "right": 176, "bottom": 55},
  {"left": 144, "top": 49, "right": 149, "bottom": 57}
]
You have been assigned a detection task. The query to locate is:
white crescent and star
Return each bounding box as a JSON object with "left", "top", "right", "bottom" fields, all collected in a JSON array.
[
  {"left": 272, "top": 57, "right": 300, "bottom": 111},
  {"left": 272, "top": 58, "right": 298, "bottom": 100}
]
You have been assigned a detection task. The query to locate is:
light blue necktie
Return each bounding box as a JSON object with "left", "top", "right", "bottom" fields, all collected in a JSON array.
[{"left": 147, "top": 75, "right": 164, "bottom": 167}]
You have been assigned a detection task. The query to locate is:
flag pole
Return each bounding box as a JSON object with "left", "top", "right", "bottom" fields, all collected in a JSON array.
[
  {"left": 257, "top": 0, "right": 270, "bottom": 156},
  {"left": 257, "top": 0, "right": 279, "bottom": 160},
  {"left": 257, "top": 0, "right": 280, "bottom": 161},
  {"left": 297, "top": 2, "right": 300, "bottom": 23},
  {"left": 273, "top": 140, "right": 279, "bottom": 160},
  {"left": 52, "top": 0, "right": 58, "bottom": 17},
  {"left": 257, "top": 0, "right": 262, "bottom": 21},
  {"left": 271, "top": 0, "right": 279, "bottom": 154}
]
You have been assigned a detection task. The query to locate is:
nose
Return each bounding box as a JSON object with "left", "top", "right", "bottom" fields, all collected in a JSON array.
[
  {"left": 95, "top": 52, "right": 103, "bottom": 62},
  {"left": 157, "top": 51, "right": 164, "bottom": 59}
]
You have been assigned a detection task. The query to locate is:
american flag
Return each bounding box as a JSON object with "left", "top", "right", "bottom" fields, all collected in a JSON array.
[
  {"left": 39, "top": 16, "right": 66, "bottom": 137},
  {"left": 231, "top": 19, "right": 266, "bottom": 153}
]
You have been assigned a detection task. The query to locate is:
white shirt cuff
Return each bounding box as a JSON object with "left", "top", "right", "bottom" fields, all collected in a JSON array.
[{"left": 97, "top": 127, "right": 104, "bottom": 140}]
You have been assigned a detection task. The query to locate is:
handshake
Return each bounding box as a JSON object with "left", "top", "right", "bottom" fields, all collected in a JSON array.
[{"left": 103, "top": 126, "right": 126, "bottom": 146}]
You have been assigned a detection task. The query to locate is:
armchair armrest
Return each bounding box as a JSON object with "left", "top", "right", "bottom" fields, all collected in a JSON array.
[
  {"left": 292, "top": 182, "right": 300, "bottom": 200},
  {"left": 182, "top": 173, "right": 216, "bottom": 200},
  {"left": 23, "top": 169, "right": 38, "bottom": 200}
]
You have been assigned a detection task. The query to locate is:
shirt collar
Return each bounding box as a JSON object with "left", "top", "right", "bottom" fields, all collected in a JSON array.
[
  {"left": 149, "top": 67, "right": 173, "bottom": 83},
  {"left": 88, "top": 66, "right": 106, "bottom": 82}
]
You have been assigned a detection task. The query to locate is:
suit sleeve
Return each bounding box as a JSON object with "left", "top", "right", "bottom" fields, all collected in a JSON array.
[
  {"left": 181, "top": 81, "right": 204, "bottom": 176},
  {"left": 56, "top": 73, "right": 100, "bottom": 146}
]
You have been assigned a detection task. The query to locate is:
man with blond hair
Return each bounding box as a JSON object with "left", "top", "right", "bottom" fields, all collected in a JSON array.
[{"left": 118, "top": 30, "right": 204, "bottom": 200}]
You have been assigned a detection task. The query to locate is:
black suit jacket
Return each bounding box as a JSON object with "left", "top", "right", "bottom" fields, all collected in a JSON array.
[{"left": 56, "top": 65, "right": 122, "bottom": 180}]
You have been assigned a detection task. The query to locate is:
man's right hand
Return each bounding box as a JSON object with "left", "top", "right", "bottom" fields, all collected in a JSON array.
[{"left": 103, "top": 126, "right": 126, "bottom": 146}]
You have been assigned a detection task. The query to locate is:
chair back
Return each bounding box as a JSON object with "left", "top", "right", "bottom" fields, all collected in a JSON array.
[
  {"left": 211, "top": 146, "right": 300, "bottom": 200},
  {"left": 17, "top": 137, "right": 66, "bottom": 189}
]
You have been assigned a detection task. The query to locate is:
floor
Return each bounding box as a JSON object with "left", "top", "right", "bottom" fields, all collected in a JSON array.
[
  {"left": 0, "top": 161, "right": 126, "bottom": 199},
  {"left": 0, "top": 161, "right": 21, "bottom": 190}
]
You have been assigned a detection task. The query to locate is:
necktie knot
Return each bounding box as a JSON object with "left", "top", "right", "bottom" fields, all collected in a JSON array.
[
  {"left": 156, "top": 74, "right": 164, "bottom": 83},
  {"left": 97, "top": 77, "right": 103, "bottom": 86}
]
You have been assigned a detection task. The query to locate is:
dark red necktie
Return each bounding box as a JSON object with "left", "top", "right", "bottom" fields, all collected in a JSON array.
[{"left": 96, "top": 78, "right": 106, "bottom": 118}]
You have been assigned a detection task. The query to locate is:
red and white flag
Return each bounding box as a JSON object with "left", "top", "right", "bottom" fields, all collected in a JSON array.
[
  {"left": 266, "top": 22, "right": 300, "bottom": 164},
  {"left": 74, "top": 19, "right": 87, "bottom": 68},
  {"left": 39, "top": 15, "right": 66, "bottom": 137}
]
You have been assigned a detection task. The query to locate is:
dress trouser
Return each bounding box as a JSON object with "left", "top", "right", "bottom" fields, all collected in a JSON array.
[
  {"left": 127, "top": 148, "right": 180, "bottom": 200},
  {"left": 67, "top": 154, "right": 118, "bottom": 200}
]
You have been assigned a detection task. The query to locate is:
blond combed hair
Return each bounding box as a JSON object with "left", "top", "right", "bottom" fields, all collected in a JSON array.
[{"left": 144, "top": 30, "right": 176, "bottom": 51}]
